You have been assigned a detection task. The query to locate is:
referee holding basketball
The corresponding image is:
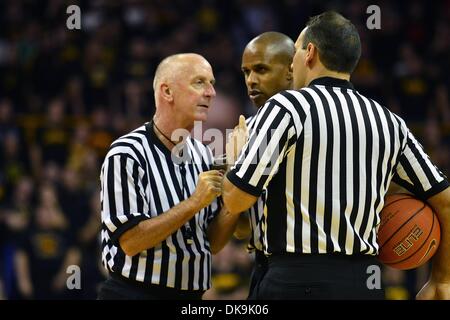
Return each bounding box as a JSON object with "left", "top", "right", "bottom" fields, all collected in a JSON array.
[{"left": 222, "top": 11, "right": 450, "bottom": 299}]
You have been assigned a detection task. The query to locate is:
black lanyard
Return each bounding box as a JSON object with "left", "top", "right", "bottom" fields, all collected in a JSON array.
[
  {"left": 179, "top": 162, "right": 194, "bottom": 244},
  {"left": 146, "top": 121, "right": 195, "bottom": 245}
]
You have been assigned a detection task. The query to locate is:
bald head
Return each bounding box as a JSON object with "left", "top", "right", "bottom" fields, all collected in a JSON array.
[
  {"left": 152, "top": 53, "right": 216, "bottom": 130},
  {"left": 244, "top": 32, "right": 295, "bottom": 66},
  {"left": 153, "top": 53, "right": 211, "bottom": 92}
]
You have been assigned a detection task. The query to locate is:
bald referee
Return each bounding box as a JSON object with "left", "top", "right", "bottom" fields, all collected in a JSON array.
[
  {"left": 98, "top": 53, "right": 241, "bottom": 300},
  {"left": 232, "top": 31, "right": 295, "bottom": 299},
  {"left": 223, "top": 11, "right": 450, "bottom": 300}
]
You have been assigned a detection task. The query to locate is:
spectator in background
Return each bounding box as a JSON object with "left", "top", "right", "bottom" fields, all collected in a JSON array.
[
  {"left": 88, "top": 107, "right": 114, "bottom": 160},
  {"left": 66, "top": 122, "right": 93, "bottom": 174},
  {"left": 0, "top": 99, "right": 30, "bottom": 203},
  {"left": 15, "top": 184, "right": 80, "bottom": 299},
  {"left": 0, "top": 176, "right": 34, "bottom": 299},
  {"left": 32, "top": 98, "right": 70, "bottom": 173},
  {"left": 77, "top": 189, "right": 103, "bottom": 299},
  {"left": 393, "top": 44, "right": 433, "bottom": 123},
  {"left": 0, "top": 132, "right": 31, "bottom": 201}
]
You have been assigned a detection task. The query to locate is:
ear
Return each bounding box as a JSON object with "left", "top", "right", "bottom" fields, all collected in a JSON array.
[
  {"left": 286, "top": 64, "right": 293, "bottom": 81},
  {"left": 305, "top": 43, "right": 317, "bottom": 67},
  {"left": 160, "top": 83, "right": 174, "bottom": 102}
]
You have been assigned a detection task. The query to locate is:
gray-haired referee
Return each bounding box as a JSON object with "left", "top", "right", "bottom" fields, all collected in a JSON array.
[
  {"left": 222, "top": 11, "right": 450, "bottom": 300},
  {"left": 98, "top": 53, "right": 240, "bottom": 300}
]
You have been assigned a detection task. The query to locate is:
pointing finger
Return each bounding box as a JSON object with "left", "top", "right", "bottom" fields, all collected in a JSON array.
[{"left": 239, "top": 115, "right": 247, "bottom": 130}]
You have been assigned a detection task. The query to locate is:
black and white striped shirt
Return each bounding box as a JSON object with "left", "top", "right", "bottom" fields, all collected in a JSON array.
[
  {"left": 100, "top": 122, "right": 220, "bottom": 291},
  {"left": 228, "top": 77, "right": 449, "bottom": 256},
  {"left": 245, "top": 116, "right": 266, "bottom": 253}
]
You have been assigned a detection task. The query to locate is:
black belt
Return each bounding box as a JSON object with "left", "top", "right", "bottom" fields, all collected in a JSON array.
[
  {"left": 268, "top": 252, "right": 379, "bottom": 266},
  {"left": 110, "top": 273, "right": 205, "bottom": 299}
]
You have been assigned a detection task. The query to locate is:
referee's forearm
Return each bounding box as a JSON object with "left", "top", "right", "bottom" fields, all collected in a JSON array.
[
  {"left": 234, "top": 211, "right": 251, "bottom": 240},
  {"left": 207, "top": 207, "right": 241, "bottom": 254},
  {"left": 119, "top": 198, "right": 201, "bottom": 256}
]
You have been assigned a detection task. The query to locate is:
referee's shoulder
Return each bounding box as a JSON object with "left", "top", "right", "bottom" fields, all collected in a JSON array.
[
  {"left": 267, "top": 89, "right": 312, "bottom": 119},
  {"left": 364, "top": 95, "right": 408, "bottom": 129},
  {"left": 104, "top": 124, "right": 147, "bottom": 164},
  {"left": 268, "top": 89, "right": 309, "bottom": 106}
]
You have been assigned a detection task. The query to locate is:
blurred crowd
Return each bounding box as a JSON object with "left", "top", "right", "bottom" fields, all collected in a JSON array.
[{"left": 0, "top": 0, "right": 449, "bottom": 300}]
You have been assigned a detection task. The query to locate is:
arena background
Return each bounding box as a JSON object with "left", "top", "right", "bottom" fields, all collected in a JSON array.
[{"left": 0, "top": 0, "right": 448, "bottom": 300}]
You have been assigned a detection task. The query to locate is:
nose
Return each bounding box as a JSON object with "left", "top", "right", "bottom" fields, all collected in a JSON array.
[
  {"left": 204, "top": 83, "right": 216, "bottom": 98},
  {"left": 246, "top": 71, "right": 260, "bottom": 88}
]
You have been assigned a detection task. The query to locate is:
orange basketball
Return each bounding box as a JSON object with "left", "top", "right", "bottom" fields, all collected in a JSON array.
[{"left": 377, "top": 194, "right": 440, "bottom": 270}]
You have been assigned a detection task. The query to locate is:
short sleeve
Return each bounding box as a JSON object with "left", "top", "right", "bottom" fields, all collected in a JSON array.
[
  {"left": 227, "top": 92, "right": 302, "bottom": 196},
  {"left": 100, "top": 154, "right": 150, "bottom": 246},
  {"left": 393, "top": 126, "right": 450, "bottom": 199}
]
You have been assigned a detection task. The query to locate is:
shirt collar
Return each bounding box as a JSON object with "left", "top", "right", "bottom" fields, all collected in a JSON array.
[
  {"left": 308, "top": 76, "right": 355, "bottom": 90},
  {"left": 146, "top": 121, "right": 187, "bottom": 162}
]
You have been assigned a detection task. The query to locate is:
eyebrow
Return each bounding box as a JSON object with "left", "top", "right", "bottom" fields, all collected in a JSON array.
[
  {"left": 192, "top": 76, "right": 215, "bottom": 85},
  {"left": 242, "top": 63, "right": 269, "bottom": 70}
]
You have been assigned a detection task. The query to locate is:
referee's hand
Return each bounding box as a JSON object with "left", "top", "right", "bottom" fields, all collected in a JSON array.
[
  {"left": 226, "top": 115, "right": 249, "bottom": 165},
  {"left": 416, "top": 279, "right": 450, "bottom": 300},
  {"left": 191, "top": 170, "right": 223, "bottom": 209}
]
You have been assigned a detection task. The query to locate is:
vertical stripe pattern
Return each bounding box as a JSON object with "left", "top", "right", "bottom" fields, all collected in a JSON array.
[
  {"left": 227, "top": 79, "right": 449, "bottom": 255},
  {"left": 100, "top": 123, "right": 219, "bottom": 290}
]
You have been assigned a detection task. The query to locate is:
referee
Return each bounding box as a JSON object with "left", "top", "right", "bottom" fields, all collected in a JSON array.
[
  {"left": 232, "top": 31, "right": 295, "bottom": 299},
  {"left": 98, "top": 53, "right": 240, "bottom": 300},
  {"left": 223, "top": 11, "right": 450, "bottom": 300}
]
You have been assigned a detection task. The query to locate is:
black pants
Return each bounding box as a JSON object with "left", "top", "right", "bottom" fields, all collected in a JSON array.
[
  {"left": 247, "top": 250, "right": 268, "bottom": 300},
  {"left": 97, "top": 274, "right": 204, "bottom": 300},
  {"left": 256, "top": 253, "right": 385, "bottom": 300}
]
